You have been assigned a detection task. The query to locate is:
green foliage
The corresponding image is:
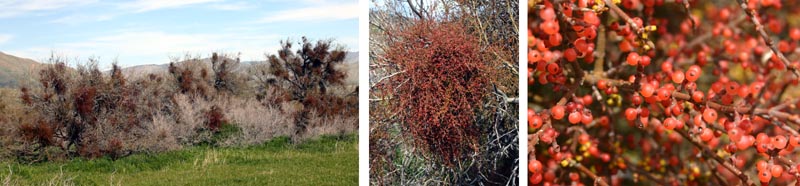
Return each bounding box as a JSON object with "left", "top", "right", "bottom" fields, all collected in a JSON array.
[{"left": 201, "top": 123, "right": 242, "bottom": 147}]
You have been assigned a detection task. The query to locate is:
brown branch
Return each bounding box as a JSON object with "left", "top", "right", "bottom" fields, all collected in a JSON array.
[
  {"left": 567, "top": 159, "right": 610, "bottom": 186},
  {"left": 676, "top": 129, "right": 757, "bottom": 186},
  {"left": 735, "top": 0, "right": 800, "bottom": 77},
  {"left": 680, "top": 15, "right": 746, "bottom": 52},
  {"left": 594, "top": 24, "right": 607, "bottom": 73},
  {"left": 602, "top": 0, "right": 655, "bottom": 50},
  {"left": 406, "top": 0, "right": 424, "bottom": 19},
  {"left": 671, "top": 91, "right": 800, "bottom": 131}
]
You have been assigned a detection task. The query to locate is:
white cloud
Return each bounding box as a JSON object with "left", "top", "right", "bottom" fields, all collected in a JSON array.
[
  {"left": 208, "top": 2, "right": 251, "bottom": 11},
  {"left": 50, "top": 14, "right": 114, "bottom": 24},
  {"left": 0, "top": 34, "right": 12, "bottom": 45},
  {"left": 121, "top": 0, "right": 222, "bottom": 13},
  {"left": 0, "top": 0, "right": 97, "bottom": 18},
  {"left": 258, "top": 3, "right": 358, "bottom": 23},
  {"left": 24, "top": 31, "right": 283, "bottom": 66}
]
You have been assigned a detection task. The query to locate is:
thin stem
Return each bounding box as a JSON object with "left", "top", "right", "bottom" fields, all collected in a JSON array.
[
  {"left": 676, "top": 129, "right": 756, "bottom": 186},
  {"left": 735, "top": 0, "right": 800, "bottom": 77},
  {"left": 569, "top": 159, "right": 610, "bottom": 186}
]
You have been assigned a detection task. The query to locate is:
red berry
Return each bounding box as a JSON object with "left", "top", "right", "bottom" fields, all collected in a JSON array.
[
  {"left": 686, "top": 65, "right": 702, "bottom": 82},
  {"left": 548, "top": 33, "right": 562, "bottom": 46},
  {"left": 547, "top": 63, "right": 560, "bottom": 74},
  {"left": 640, "top": 55, "right": 651, "bottom": 66},
  {"left": 529, "top": 50, "right": 542, "bottom": 63},
  {"left": 728, "top": 128, "right": 743, "bottom": 142},
  {"left": 772, "top": 135, "right": 788, "bottom": 149},
  {"left": 790, "top": 135, "right": 800, "bottom": 147},
  {"left": 568, "top": 111, "right": 582, "bottom": 124},
  {"left": 771, "top": 165, "right": 784, "bottom": 178},
  {"left": 692, "top": 91, "right": 704, "bottom": 102},
  {"left": 737, "top": 135, "right": 755, "bottom": 150},
  {"left": 631, "top": 94, "right": 642, "bottom": 105},
  {"left": 759, "top": 170, "right": 771, "bottom": 183},
  {"left": 627, "top": 53, "right": 640, "bottom": 66},
  {"left": 625, "top": 108, "right": 638, "bottom": 121},
  {"left": 640, "top": 83, "right": 655, "bottom": 97},
  {"left": 664, "top": 117, "right": 678, "bottom": 130},
  {"left": 541, "top": 21, "right": 560, "bottom": 35},
  {"left": 529, "top": 159, "right": 543, "bottom": 173},
  {"left": 597, "top": 79, "right": 609, "bottom": 90},
  {"left": 757, "top": 160, "right": 769, "bottom": 171},
  {"left": 581, "top": 112, "right": 593, "bottom": 125},
  {"left": 672, "top": 71, "right": 685, "bottom": 83},
  {"left": 700, "top": 128, "right": 714, "bottom": 142},
  {"left": 551, "top": 105, "right": 566, "bottom": 120},
  {"left": 703, "top": 108, "right": 718, "bottom": 123},
  {"left": 530, "top": 173, "right": 542, "bottom": 184},
  {"left": 564, "top": 48, "right": 578, "bottom": 62},
  {"left": 530, "top": 115, "right": 543, "bottom": 129},
  {"left": 540, "top": 8, "right": 556, "bottom": 21},
  {"left": 656, "top": 88, "right": 671, "bottom": 101},
  {"left": 791, "top": 28, "right": 800, "bottom": 40}
]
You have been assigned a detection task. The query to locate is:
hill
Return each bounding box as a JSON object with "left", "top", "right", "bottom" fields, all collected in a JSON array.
[
  {"left": 0, "top": 52, "right": 44, "bottom": 87},
  {"left": 120, "top": 52, "right": 359, "bottom": 80},
  {"left": 0, "top": 51, "right": 359, "bottom": 87}
]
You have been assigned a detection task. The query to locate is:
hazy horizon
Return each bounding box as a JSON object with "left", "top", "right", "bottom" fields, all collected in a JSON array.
[{"left": 0, "top": 0, "right": 359, "bottom": 69}]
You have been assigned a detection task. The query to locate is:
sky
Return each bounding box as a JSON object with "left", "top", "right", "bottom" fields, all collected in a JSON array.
[{"left": 0, "top": 0, "right": 359, "bottom": 68}]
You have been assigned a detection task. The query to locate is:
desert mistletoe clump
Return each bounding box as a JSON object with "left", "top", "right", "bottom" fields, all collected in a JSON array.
[
  {"left": 383, "top": 20, "right": 488, "bottom": 164},
  {"left": 370, "top": 0, "right": 519, "bottom": 185},
  {"left": 530, "top": 0, "right": 800, "bottom": 185}
]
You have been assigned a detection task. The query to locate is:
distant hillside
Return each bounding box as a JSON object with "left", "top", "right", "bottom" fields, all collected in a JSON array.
[
  {"left": 0, "top": 52, "right": 44, "bottom": 88},
  {"left": 121, "top": 52, "right": 359, "bottom": 78},
  {"left": 0, "top": 52, "right": 358, "bottom": 87}
]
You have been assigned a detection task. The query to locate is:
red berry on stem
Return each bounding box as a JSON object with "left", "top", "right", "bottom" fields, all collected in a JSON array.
[
  {"left": 686, "top": 65, "right": 702, "bottom": 82},
  {"left": 759, "top": 170, "right": 771, "bottom": 183},
  {"left": 529, "top": 159, "right": 543, "bottom": 173},
  {"left": 540, "top": 8, "right": 556, "bottom": 21},
  {"left": 773, "top": 135, "right": 788, "bottom": 149},
  {"left": 640, "top": 83, "right": 655, "bottom": 97},
  {"left": 625, "top": 108, "right": 638, "bottom": 121},
  {"left": 791, "top": 28, "right": 800, "bottom": 40},
  {"left": 627, "top": 53, "right": 640, "bottom": 66},
  {"left": 552, "top": 105, "right": 565, "bottom": 120},
  {"left": 530, "top": 115, "right": 543, "bottom": 129},
  {"left": 568, "top": 111, "right": 582, "bottom": 124},
  {"left": 672, "top": 71, "right": 685, "bottom": 84},
  {"left": 703, "top": 108, "right": 718, "bottom": 123},
  {"left": 771, "top": 165, "right": 784, "bottom": 178}
]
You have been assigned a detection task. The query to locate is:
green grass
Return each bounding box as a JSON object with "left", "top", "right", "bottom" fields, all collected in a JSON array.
[{"left": 0, "top": 134, "right": 358, "bottom": 186}]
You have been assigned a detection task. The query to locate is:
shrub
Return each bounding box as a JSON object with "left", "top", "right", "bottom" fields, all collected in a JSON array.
[
  {"left": 262, "top": 37, "right": 352, "bottom": 136},
  {"left": 530, "top": 0, "right": 800, "bottom": 185},
  {"left": 381, "top": 20, "right": 487, "bottom": 164},
  {"left": 210, "top": 53, "right": 241, "bottom": 94},
  {"left": 205, "top": 105, "right": 225, "bottom": 132},
  {"left": 222, "top": 97, "right": 292, "bottom": 146},
  {"left": 15, "top": 57, "right": 172, "bottom": 160},
  {"left": 8, "top": 38, "right": 356, "bottom": 161}
]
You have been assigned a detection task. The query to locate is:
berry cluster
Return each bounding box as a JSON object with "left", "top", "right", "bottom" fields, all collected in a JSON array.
[{"left": 529, "top": 0, "right": 800, "bottom": 185}]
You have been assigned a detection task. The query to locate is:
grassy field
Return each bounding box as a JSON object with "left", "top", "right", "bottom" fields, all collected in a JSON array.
[{"left": 0, "top": 135, "right": 357, "bottom": 186}]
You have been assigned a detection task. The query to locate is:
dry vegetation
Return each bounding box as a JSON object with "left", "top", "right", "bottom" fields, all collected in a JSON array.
[
  {"left": 369, "top": 0, "right": 519, "bottom": 185},
  {"left": 0, "top": 38, "right": 357, "bottom": 163}
]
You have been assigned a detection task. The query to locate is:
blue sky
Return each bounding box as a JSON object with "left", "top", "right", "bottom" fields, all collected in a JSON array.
[{"left": 0, "top": 0, "right": 359, "bottom": 68}]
